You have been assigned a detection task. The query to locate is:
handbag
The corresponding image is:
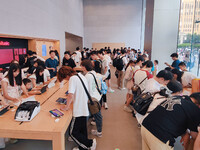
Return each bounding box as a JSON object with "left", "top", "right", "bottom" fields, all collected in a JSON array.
[
  {"left": 133, "top": 92, "right": 154, "bottom": 115},
  {"left": 77, "top": 74, "right": 101, "bottom": 115},
  {"left": 132, "top": 76, "right": 148, "bottom": 97}
]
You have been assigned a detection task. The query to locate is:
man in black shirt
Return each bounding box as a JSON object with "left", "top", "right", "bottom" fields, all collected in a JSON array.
[
  {"left": 141, "top": 92, "right": 200, "bottom": 150},
  {"left": 62, "top": 51, "right": 76, "bottom": 68}
]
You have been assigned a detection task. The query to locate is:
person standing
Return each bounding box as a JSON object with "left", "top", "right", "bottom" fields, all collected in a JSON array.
[
  {"left": 45, "top": 50, "right": 59, "bottom": 78},
  {"left": 62, "top": 51, "right": 76, "bottom": 68},
  {"left": 58, "top": 66, "right": 96, "bottom": 150},
  {"left": 74, "top": 47, "right": 82, "bottom": 66}
]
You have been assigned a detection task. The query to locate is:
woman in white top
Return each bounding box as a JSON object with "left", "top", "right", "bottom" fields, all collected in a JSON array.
[
  {"left": 1, "top": 63, "right": 28, "bottom": 106},
  {"left": 29, "top": 66, "right": 50, "bottom": 88},
  {"left": 124, "top": 60, "right": 136, "bottom": 113},
  {"left": 58, "top": 66, "right": 96, "bottom": 150},
  {"left": 134, "top": 56, "right": 145, "bottom": 72},
  {"left": 81, "top": 59, "right": 103, "bottom": 137}
]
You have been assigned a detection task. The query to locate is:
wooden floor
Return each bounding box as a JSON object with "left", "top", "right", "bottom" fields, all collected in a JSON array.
[{"left": 3, "top": 66, "right": 183, "bottom": 150}]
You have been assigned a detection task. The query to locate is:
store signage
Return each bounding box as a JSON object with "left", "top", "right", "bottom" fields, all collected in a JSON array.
[{"left": 0, "top": 41, "right": 10, "bottom": 46}]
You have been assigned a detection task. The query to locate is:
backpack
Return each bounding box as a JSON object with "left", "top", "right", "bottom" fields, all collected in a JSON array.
[
  {"left": 115, "top": 56, "right": 124, "bottom": 71},
  {"left": 113, "top": 57, "right": 118, "bottom": 67}
]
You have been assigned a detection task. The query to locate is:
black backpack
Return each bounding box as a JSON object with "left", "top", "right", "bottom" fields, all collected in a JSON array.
[{"left": 115, "top": 56, "right": 124, "bottom": 71}]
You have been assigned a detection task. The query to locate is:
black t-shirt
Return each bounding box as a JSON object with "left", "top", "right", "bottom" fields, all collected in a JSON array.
[
  {"left": 62, "top": 58, "right": 76, "bottom": 68},
  {"left": 142, "top": 96, "right": 200, "bottom": 147},
  {"left": 94, "top": 59, "right": 102, "bottom": 74}
]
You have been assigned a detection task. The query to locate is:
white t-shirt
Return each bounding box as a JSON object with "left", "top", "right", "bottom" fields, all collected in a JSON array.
[
  {"left": 104, "top": 54, "right": 112, "bottom": 65},
  {"left": 29, "top": 69, "right": 50, "bottom": 82},
  {"left": 181, "top": 71, "right": 197, "bottom": 87},
  {"left": 68, "top": 73, "right": 89, "bottom": 117},
  {"left": 74, "top": 51, "right": 82, "bottom": 63},
  {"left": 102, "top": 57, "right": 110, "bottom": 78},
  {"left": 144, "top": 78, "right": 161, "bottom": 93},
  {"left": 134, "top": 70, "right": 149, "bottom": 92},
  {"left": 134, "top": 65, "right": 140, "bottom": 72},
  {"left": 121, "top": 56, "right": 128, "bottom": 71},
  {"left": 85, "top": 71, "right": 101, "bottom": 101}
]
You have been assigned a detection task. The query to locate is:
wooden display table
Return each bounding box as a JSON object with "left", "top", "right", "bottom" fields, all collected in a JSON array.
[{"left": 0, "top": 81, "right": 72, "bottom": 150}]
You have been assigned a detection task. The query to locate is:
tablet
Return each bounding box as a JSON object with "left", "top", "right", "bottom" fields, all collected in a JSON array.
[
  {"left": 56, "top": 98, "right": 67, "bottom": 104},
  {"left": 49, "top": 109, "right": 64, "bottom": 118}
]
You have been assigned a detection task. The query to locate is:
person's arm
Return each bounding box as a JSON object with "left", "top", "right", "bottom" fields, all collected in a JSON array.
[
  {"left": 30, "top": 78, "right": 37, "bottom": 88},
  {"left": 21, "top": 83, "right": 29, "bottom": 97},
  {"left": 1, "top": 80, "right": 20, "bottom": 103},
  {"left": 45, "top": 59, "right": 55, "bottom": 71},
  {"left": 60, "top": 93, "right": 73, "bottom": 111},
  {"left": 28, "top": 90, "right": 41, "bottom": 95},
  {"left": 0, "top": 94, "right": 7, "bottom": 106},
  {"left": 194, "top": 131, "right": 200, "bottom": 150},
  {"left": 164, "top": 62, "right": 175, "bottom": 69}
]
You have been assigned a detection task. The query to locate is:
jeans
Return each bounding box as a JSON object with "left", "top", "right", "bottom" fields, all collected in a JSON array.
[{"left": 93, "top": 111, "right": 103, "bottom": 132}]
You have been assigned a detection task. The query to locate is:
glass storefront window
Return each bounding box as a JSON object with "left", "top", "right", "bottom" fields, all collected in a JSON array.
[{"left": 178, "top": 0, "right": 200, "bottom": 77}]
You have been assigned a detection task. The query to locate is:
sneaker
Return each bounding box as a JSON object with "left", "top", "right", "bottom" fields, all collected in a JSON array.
[
  {"left": 90, "top": 139, "right": 97, "bottom": 150},
  {"left": 123, "top": 105, "right": 132, "bottom": 113},
  {"left": 132, "top": 111, "right": 136, "bottom": 118},
  {"left": 104, "top": 103, "right": 108, "bottom": 109},
  {"left": 91, "top": 129, "right": 102, "bottom": 137},
  {"left": 91, "top": 121, "right": 96, "bottom": 126},
  {"left": 72, "top": 147, "right": 79, "bottom": 150},
  {"left": 68, "top": 136, "right": 73, "bottom": 142},
  {"left": 108, "top": 88, "right": 114, "bottom": 93}
]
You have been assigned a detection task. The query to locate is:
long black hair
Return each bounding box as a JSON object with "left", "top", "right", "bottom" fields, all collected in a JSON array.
[
  {"left": 6, "top": 63, "right": 22, "bottom": 86},
  {"left": 125, "top": 60, "right": 135, "bottom": 71},
  {"left": 171, "top": 69, "right": 183, "bottom": 83},
  {"left": 35, "top": 66, "right": 44, "bottom": 84}
]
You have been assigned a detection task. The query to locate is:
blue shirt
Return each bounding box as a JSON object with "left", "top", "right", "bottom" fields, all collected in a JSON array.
[
  {"left": 45, "top": 58, "right": 58, "bottom": 78},
  {"left": 172, "top": 60, "right": 181, "bottom": 70}
]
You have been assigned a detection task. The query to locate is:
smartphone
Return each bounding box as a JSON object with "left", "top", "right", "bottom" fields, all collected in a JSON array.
[
  {"left": 56, "top": 98, "right": 67, "bottom": 104},
  {"left": 49, "top": 109, "right": 64, "bottom": 117}
]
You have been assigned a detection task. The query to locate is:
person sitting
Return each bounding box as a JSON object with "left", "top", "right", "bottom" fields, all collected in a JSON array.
[
  {"left": 165, "top": 53, "right": 181, "bottom": 70},
  {"left": 141, "top": 92, "right": 200, "bottom": 150},
  {"left": 171, "top": 69, "right": 197, "bottom": 88},
  {"left": 45, "top": 50, "right": 59, "bottom": 78},
  {"left": 1, "top": 63, "right": 28, "bottom": 106},
  {"left": 29, "top": 66, "right": 50, "bottom": 88},
  {"left": 57, "top": 66, "right": 96, "bottom": 150},
  {"left": 62, "top": 51, "right": 76, "bottom": 68},
  {"left": 22, "top": 78, "right": 41, "bottom": 95}
]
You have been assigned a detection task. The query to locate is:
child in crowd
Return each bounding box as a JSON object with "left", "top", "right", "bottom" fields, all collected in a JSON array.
[
  {"left": 178, "top": 61, "right": 188, "bottom": 71},
  {"left": 22, "top": 78, "right": 41, "bottom": 95}
]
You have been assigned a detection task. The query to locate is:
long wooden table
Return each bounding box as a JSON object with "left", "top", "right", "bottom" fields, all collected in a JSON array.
[{"left": 0, "top": 80, "right": 72, "bottom": 150}]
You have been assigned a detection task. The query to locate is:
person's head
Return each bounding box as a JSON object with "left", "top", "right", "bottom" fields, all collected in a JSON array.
[
  {"left": 35, "top": 66, "right": 45, "bottom": 83},
  {"left": 64, "top": 51, "right": 71, "bottom": 60},
  {"left": 23, "top": 78, "right": 32, "bottom": 90},
  {"left": 27, "top": 50, "right": 33, "bottom": 57},
  {"left": 37, "top": 60, "right": 46, "bottom": 69},
  {"left": 190, "top": 92, "right": 200, "bottom": 108},
  {"left": 81, "top": 59, "right": 93, "bottom": 73},
  {"left": 170, "top": 53, "right": 178, "bottom": 61},
  {"left": 54, "top": 50, "right": 59, "bottom": 55},
  {"left": 178, "top": 62, "right": 187, "bottom": 71},
  {"left": 97, "top": 50, "right": 104, "bottom": 59},
  {"left": 136, "top": 56, "right": 145, "bottom": 66},
  {"left": 32, "top": 52, "right": 37, "bottom": 56},
  {"left": 121, "top": 49, "right": 126, "bottom": 55},
  {"left": 154, "top": 60, "right": 159, "bottom": 66},
  {"left": 156, "top": 70, "right": 173, "bottom": 85},
  {"left": 33, "top": 59, "right": 41, "bottom": 67},
  {"left": 144, "top": 50, "right": 148, "bottom": 54},
  {"left": 72, "top": 52, "right": 77, "bottom": 56},
  {"left": 7, "top": 63, "right": 22, "bottom": 86},
  {"left": 57, "top": 66, "right": 76, "bottom": 82},
  {"left": 142, "top": 54, "right": 149, "bottom": 61},
  {"left": 90, "top": 51, "right": 98, "bottom": 60},
  {"left": 171, "top": 69, "right": 183, "bottom": 83},
  {"left": 49, "top": 50, "right": 56, "bottom": 59},
  {"left": 76, "top": 47, "right": 80, "bottom": 51},
  {"left": 142, "top": 60, "right": 153, "bottom": 71},
  {"left": 167, "top": 80, "right": 183, "bottom": 95}
]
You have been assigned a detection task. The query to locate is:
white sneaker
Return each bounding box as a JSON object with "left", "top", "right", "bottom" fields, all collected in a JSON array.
[
  {"left": 91, "top": 121, "right": 96, "bottom": 126},
  {"left": 123, "top": 105, "right": 132, "bottom": 113},
  {"left": 104, "top": 103, "right": 108, "bottom": 109},
  {"left": 91, "top": 129, "right": 102, "bottom": 137},
  {"left": 72, "top": 147, "right": 79, "bottom": 150},
  {"left": 90, "top": 139, "right": 97, "bottom": 150},
  {"left": 68, "top": 136, "right": 73, "bottom": 142},
  {"left": 108, "top": 88, "right": 114, "bottom": 93}
]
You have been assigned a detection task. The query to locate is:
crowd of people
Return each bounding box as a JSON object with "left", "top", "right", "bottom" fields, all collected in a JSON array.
[{"left": 0, "top": 46, "right": 199, "bottom": 150}]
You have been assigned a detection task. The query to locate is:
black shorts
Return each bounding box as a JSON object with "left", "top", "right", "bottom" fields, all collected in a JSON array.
[{"left": 105, "top": 69, "right": 111, "bottom": 80}]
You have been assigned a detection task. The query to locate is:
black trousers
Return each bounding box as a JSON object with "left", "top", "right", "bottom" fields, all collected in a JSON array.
[
  {"left": 100, "top": 94, "right": 107, "bottom": 105},
  {"left": 70, "top": 116, "right": 93, "bottom": 150}
]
